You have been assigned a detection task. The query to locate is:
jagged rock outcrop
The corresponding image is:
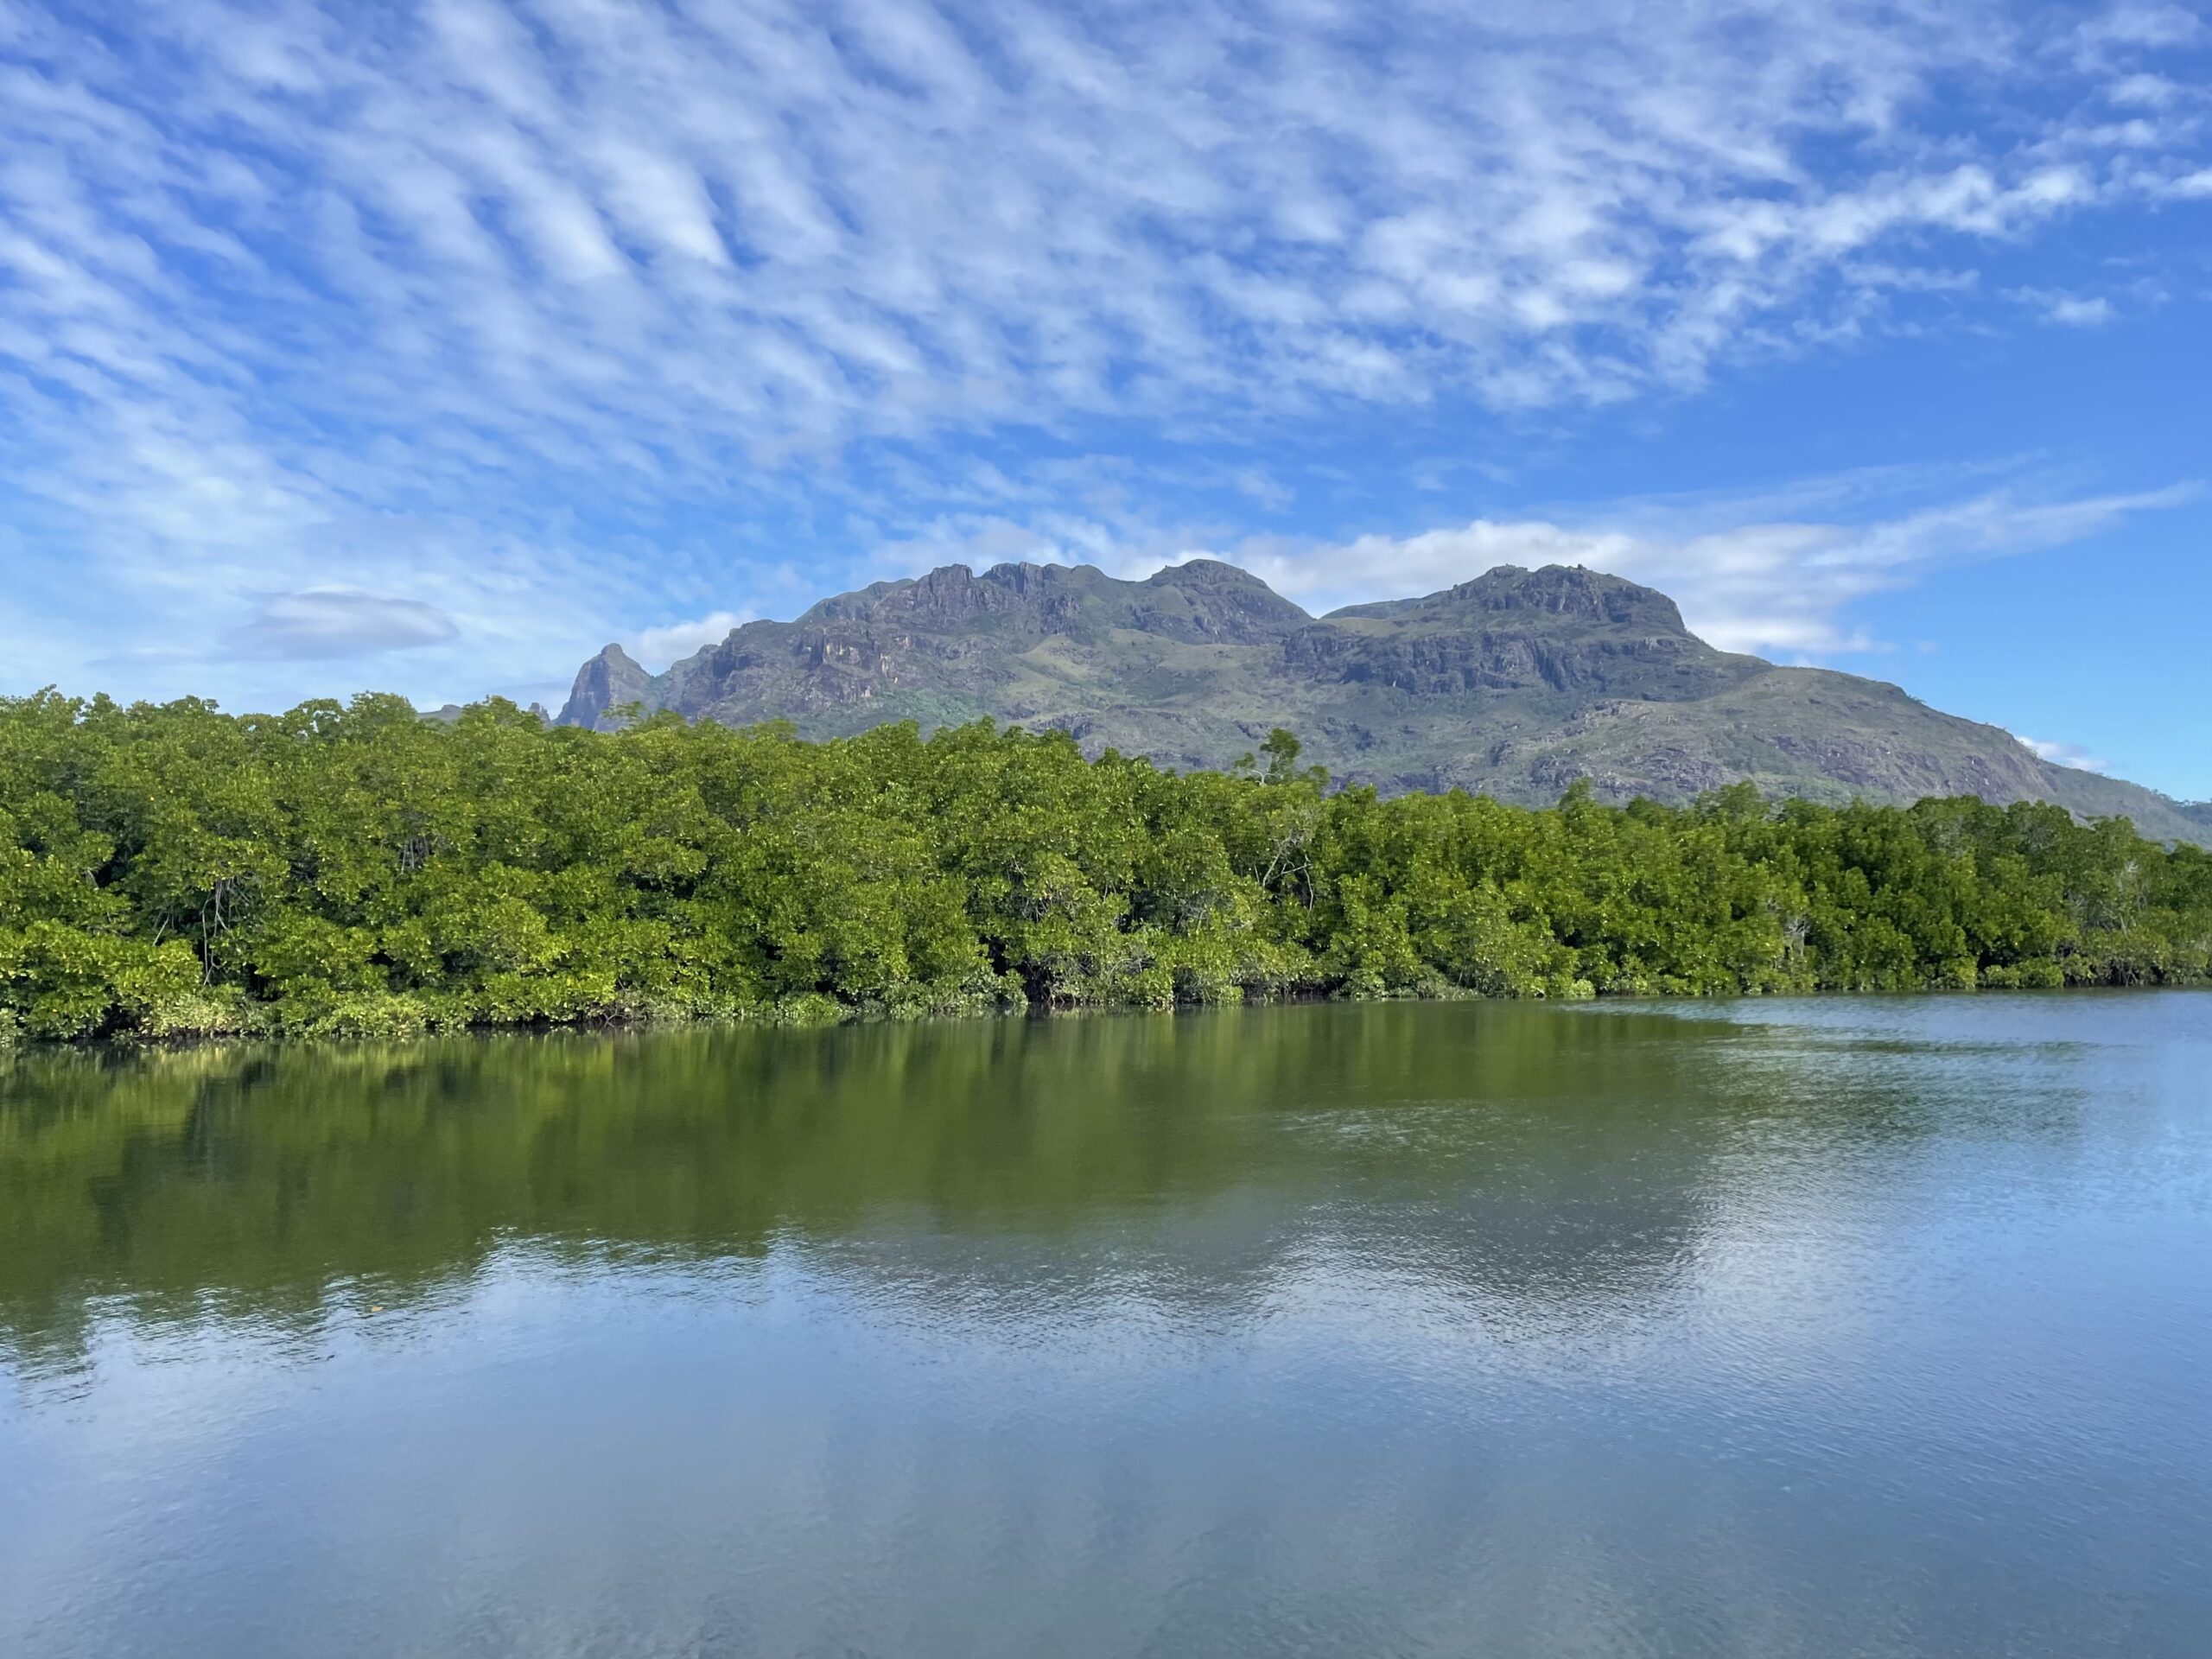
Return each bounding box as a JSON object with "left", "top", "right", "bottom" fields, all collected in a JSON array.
[
  {"left": 556, "top": 644, "right": 653, "bottom": 732},
  {"left": 554, "top": 561, "right": 2212, "bottom": 843}
]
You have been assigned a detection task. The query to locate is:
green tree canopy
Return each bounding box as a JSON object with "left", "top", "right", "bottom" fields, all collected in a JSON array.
[{"left": 3, "top": 690, "right": 2206, "bottom": 1046}]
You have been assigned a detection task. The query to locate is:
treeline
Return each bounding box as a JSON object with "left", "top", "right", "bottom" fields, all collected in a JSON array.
[{"left": 2, "top": 690, "right": 2208, "bottom": 1045}]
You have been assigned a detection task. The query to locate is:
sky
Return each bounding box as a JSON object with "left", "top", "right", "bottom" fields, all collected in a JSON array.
[{"left": 2, "top": 0, "right": 2209, "bottom": 798}]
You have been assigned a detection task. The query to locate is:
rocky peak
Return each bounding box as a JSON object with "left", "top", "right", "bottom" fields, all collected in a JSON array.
[
  {"left": 1328, "top": 564, "right": 1688, "bottom": 637},
  {"left": 981, "top": 560, "right": 1059, "bottom": 594},
  {"left": 538, "top": 558, "right": 2209, "bottom": 844},
  {"left": 1459, "top": 564, "right": 1689, "bottom": 633},
  {"left": 809, "top": 563, "right": 1052, "bottom": 628},
  {"left": 1147, "top": 558, "right": 1267, "bottom": 591},
  {"left": 556, "top": 642, "right": 652, "bottom": 731},
  {"left": 1133, "top": 560, "right": 1311, "bottom": 641},
  {"left": 788, "top": 559, "right": 1309, "bottom": 648}
]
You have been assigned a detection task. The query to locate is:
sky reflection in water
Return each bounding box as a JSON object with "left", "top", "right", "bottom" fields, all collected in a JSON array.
[{"left": 3, "top": 995, "right": 2209, "bottom": 1657}]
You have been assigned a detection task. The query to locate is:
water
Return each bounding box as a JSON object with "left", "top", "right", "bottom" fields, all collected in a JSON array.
[{"left": 2, "top": 995, "right": 2209, "bottom": 1658}]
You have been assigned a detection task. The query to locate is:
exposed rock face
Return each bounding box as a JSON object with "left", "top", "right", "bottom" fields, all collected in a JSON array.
[
  {"left": 1332, "top": 563, "right": 1689, "bottom": 632},
  {"left": 1294, "top": 565, "right": 1756, "bottom": 701},
  {"left": 556, "top": 644, "right": 652, "bottom": 732},
  {"left": 1281, "top": 620, "right": 1748, "bottom": 698},
  {"left": 555, "top": 561, "right": 2212, "bottom": 844}
]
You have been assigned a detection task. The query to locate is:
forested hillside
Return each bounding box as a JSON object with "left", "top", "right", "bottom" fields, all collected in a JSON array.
[{"left": 3, "top": 690, "right": 2209, "bottom": 1046}]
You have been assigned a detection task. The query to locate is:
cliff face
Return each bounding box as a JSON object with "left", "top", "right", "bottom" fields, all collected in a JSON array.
[
  {"left": 555, "top": 644, "right": 652, "bottom": 731},
  {"left": 555, "top": 561, "right": 2211, "bottom": 843},
  {"left": 804, "top": 557, "right": 1308, "bottom": 644},
  {"left": 1295, "top": 565, "right": 1750, "bottom": 700},
  {"left": 1329, "top": 563, "right": 1689, "bottom": 632}
]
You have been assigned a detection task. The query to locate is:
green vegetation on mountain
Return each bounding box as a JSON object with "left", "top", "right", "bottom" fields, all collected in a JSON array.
[
  {"left": 4, "top": 689, "right": 2209, "bottom": 1046},
  {"left": 559, "top": 560, "right": 2212, "bottom": 843}
]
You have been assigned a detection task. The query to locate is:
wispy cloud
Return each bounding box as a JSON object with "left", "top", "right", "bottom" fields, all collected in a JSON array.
[
  {"left": 230, "top": 590, "right": 460, "bottom": 660},
  {"left": 1239, "top": 478, "right": 2199, "bottom": 657},
  {"left": 2014, "top": 734, "right": 2113, "bottom": 773},
  {"left": 0, "top": 0, "right": 2207, "bottom": 712},
  {"left": 632, "top": 609, "right": 753, "bottom": 670},
  {"left": 6, "top": 2, "right": 2209, "bottom": 481},
  {"left": 844, "top": 464, "right": 2197, "bottom": 663},
  {"left": 2012, "top": 288, "right": 2121, "bottom": 326}
]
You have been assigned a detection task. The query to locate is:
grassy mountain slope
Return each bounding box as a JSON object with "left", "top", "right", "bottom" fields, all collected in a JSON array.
[{"left": 557, "top": 560, "right": 2211, "bottom": 843}]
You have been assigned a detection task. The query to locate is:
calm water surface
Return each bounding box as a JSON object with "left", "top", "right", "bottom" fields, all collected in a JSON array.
[{"left": 3, "top": 995, "right": 2209, "bottom": 1657}]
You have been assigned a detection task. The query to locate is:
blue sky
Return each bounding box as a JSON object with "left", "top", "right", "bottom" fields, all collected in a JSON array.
[{"left": 2, "top": 0, "right": 2209, "bottom": 797}]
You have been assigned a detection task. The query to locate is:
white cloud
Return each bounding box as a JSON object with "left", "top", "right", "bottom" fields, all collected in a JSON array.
[
  {"left": 2107, "top": 72, "right": 2182, "bottom": 106},
  {"left": 3, "top": 0, "right": 2207, "bottom": 491},
  {"left": 2012, "top": 287, "right": 2120, "bottom": 326},
  {"left": 632, "top": 610, "right": 752, "bottom": 669},
  {"left": 2046, "top": 296, "right": 2117, "bottom": 326},
  {"left": 0, "top": 0, "right": 2207, "bottom": 709},
  {"left": 2015, "top": 734, "right": 2113, "bottom": 773},
  {"left": 230, "top": 590, "right": 459, "bottom": 659},
  {"left": 1226, "top": 477, "right": 2196, "bottom": 657},
  {"left": 2076, "top": 4, "right": 2205, "bottom": 48},
  {"left": 866, "top": 465, "right": 2196, "bottom": 664}
]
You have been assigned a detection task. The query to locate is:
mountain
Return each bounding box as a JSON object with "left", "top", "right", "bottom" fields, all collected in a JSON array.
[{"left": 556, "top": 560, "right": 2212, "bottom": 843}]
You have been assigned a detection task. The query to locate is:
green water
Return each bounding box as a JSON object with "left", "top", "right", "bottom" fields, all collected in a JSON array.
[{"left": 3, "top": 995, "right": 2209, "bottom": 1656}]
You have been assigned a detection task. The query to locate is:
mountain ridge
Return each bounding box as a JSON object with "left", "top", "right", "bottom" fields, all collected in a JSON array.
[{"left": 556, "top": 561, "right": 2212, "bottom": 844}]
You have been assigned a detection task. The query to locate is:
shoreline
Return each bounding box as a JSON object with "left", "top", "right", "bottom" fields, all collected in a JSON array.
[{"left": 6, "top": 977, "right": 2196, "bottom": 1061}]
